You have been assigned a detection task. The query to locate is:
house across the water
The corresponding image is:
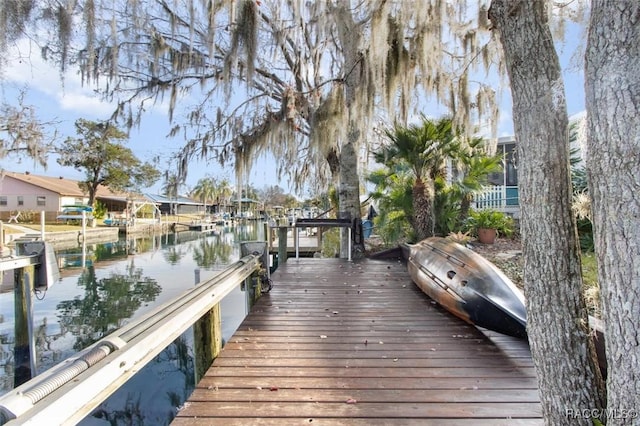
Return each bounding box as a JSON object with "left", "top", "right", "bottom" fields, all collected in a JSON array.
[
  {"left": 0, "top": 172, "right": 138, "bottom": 221},
  {"left": 143, "top": 194, "right": 207, "bottom": 215}
]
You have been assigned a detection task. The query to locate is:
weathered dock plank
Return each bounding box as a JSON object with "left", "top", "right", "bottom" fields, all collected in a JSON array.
[{"left": 173, "top": 258, "right": 541, "bottom": 424}]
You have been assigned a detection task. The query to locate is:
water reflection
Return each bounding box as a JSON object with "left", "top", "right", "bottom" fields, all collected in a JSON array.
[
  {"left": 88, "top": 336, "right": 195, "bottom": 426},
  {"left": 193, "top": 235, "right": 233, "bottom": 268},
  {"left": 0, "top": 223, "right": 264, "bottom": 424},
  {"left": 57, "top": 264, "right": 161, "bottom": 351},
  {"left": 163, "top": 245, "right": 187, "bottom": 265}
]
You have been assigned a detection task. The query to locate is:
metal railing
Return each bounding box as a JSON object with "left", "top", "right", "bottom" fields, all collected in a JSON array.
[
  {"left": 0, "top": 254, "right": 261, "bottom": 425},
  {"left": 265, "top": 218, "right": 357, "bottom": 263},
  {"left": 294, "top": 218, "right": 353, "bottom": 261}
]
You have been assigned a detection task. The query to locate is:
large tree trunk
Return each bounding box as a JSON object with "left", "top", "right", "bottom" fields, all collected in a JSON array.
[
  {"left": 333, "top": 5, "right": 366, "bottom": 259},
  {"left": 338, "top": 126, "right": 364, "bottom": 258},
  {"left": 585, "top": 2, "right": 640, "bottom": 423},
  {"left": 489, "top": 2, "right": 605, "bottom": 424}
]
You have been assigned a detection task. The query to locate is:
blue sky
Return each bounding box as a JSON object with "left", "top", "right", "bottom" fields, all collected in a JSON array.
[
  {"left": 1, "top": 21, "right": 587, "bottom": 197},
  {"left": 1, "top": 39, "right": 283, "bottom": 195}
]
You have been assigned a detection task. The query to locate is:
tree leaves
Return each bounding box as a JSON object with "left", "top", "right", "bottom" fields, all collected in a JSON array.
[{"left": 57, "top": 119, "right": 160, "bottom": 204}]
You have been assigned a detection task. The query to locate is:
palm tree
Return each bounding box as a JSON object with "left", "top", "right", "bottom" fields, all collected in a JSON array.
[
  {"left": 216, "top": 178, "right": 233, "bottom": 214},
  {"left": 162, "top": 172, "right": 182, "bottom": 215},
  {"left": 367, "top": 167, "right": 414, "bottom": 244},
  {"left": 375, "top": 116, "right": 461, "bottom": 241},
  {"left": 191, "top": 177, "right": 218, "bottom": 214},
  {"left": 451, "top": 137, "right": 502, "bottom": 223}
]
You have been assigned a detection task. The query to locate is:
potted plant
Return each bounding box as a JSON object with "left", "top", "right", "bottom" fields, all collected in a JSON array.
[{"left": 466, "top": 209, "right": 514, "bottom": 244}]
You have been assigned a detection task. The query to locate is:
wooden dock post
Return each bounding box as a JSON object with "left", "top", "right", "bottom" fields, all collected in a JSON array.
[
  {"left": 245, "top": 274, "right": 260, "bottom": 310},
  {"left": 193, "top": 266, "right": 222, "bottom": 383},
  {"left": 193, "top": 302, "right": 222, "bottom": 384},
  {"left": 240, "top": 241, "right": 268, "bottom": 308},
  {"left": 277, "top": 227, "right": 288, "bottom": 264},
  {"left": 14, "top": 265, "right": 36, "bottom": 387}
]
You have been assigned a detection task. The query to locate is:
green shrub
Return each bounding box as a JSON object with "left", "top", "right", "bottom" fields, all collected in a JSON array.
[
  {"left": 321, "top": 228, "right": 340, "bottom": 257},
  {"left": 93, "top": 201, "right": 107, "bottom": 219},
  {"left": 19, "top": 210, "right": 38, "bottom": 224}
]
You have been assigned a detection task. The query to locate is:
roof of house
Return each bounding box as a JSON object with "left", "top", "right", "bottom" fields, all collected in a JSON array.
[
  {"left": 2, "top": 171, "right": 144, "bottom": 200},
  {"left": 144, "top": 193, "right": 203, "bottom": 205}
]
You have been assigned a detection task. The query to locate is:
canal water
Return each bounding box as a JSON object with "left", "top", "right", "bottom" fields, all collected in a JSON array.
[{"left": 0, "top": 222, "right": 265, "bottom": 425}]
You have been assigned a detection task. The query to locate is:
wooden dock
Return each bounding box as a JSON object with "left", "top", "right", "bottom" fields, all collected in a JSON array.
[
  {"left": 268, "top": 227, "right": 323, "bottom": 257},
  {"left": 174, "top": 258, "right": 542, "bottom": 425}
]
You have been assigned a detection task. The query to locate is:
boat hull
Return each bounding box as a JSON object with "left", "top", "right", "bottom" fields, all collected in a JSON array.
[{"left": 407, "top": 237, "right": 527, "bottom": 338}]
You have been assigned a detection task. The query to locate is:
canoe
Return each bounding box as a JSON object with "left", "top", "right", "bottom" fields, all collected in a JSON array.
[{"left": 407, "top": 237, "right": 527, "bottom": 338}]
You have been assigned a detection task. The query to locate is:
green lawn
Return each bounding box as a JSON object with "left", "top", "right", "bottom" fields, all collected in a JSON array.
[
  {"left": 581, "top": 251, "right": 600, "bottom": 317},
  {"left": 581, "top": 252, "right": 598, "bottom": 287},
  {"left": 7, "top": 223, "right": 98, "bottom": 233}
]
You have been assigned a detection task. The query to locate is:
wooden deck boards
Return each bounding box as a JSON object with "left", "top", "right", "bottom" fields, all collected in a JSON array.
[{"left": 173, "top": 258, "right": 542, "bottom": 425}]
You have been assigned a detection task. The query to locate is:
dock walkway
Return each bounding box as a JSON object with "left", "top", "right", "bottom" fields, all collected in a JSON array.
[{"left": 174, "top": 258, "right": 542, "bottom": 425}]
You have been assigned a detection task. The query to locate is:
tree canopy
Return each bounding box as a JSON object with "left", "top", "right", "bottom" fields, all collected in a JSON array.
[
  {"left": 58, "top": 119, "right": 161, "bottom": 205},
  {"left": 3, "top": 1, "right": 639, "bottom": 424},
  {"left": 0, "top": 91, "right": 55, "bottom": 168},
  {"left": 0, "top": 0, "right": 503, "bottom": 256}
]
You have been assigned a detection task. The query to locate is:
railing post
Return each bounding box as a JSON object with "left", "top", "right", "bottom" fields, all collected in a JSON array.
[
  {"left": 81, "top": 210, "right": 87, "bottom": 241},
  {"left": 14, "top": 265, "right": 36, "bottom": 387},
  {"left": 277, "top": 227, "right": 288, "bottom": 264},
  {"left": 40, "top": 211, "right": 46, "bottom": 240},
  {"left": 264, "top": 222, "right": 269, "bottom": 248},
  {"left": 502, "top": 186, "right": 508, "bottom": 209}
]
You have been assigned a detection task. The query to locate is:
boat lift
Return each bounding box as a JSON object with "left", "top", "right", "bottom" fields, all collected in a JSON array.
[
  {"left": 1, "top": 237, "right": 60, "bottom": 290},
  {"left": 0, "top": 237, "right": 60, "bottom": 398}
]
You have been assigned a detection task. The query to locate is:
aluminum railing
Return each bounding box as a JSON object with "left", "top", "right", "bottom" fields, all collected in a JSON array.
[{"left": 0, "top": 254, "right": 261, "bottom": 425}]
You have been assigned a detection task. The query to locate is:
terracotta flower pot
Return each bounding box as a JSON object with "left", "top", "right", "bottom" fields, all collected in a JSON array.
[{"left": 477, "top": 228, "right": 497, "bottom": 244}]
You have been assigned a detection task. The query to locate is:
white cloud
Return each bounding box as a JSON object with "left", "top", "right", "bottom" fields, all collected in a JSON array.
[
  {"left": 56, "top": 91, "right": 115, "bottom": 117},
  {"left": 4, "top": 39, "right": 118, "bottom": 117}
]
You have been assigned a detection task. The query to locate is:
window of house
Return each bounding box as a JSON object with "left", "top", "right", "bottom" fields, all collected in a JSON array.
[
  {"left": 37, "top": 196, "right": 46, "bottom": 206},
  {"left": 504, "top": 143, "right": 518, "bottom": 186},
  {"left": 0, "top": 196, "right": 7, "bottom": 206},
  {"left": 487, "top": 142, "right": 518, "bottom": 187},
  {"left": 17, "top": 196, "right": 24, "bottom": 206}
]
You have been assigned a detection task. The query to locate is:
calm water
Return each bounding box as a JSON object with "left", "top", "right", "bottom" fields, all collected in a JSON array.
[{"left": 0, "top": 222, "right": 265, "bottom": 425}]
